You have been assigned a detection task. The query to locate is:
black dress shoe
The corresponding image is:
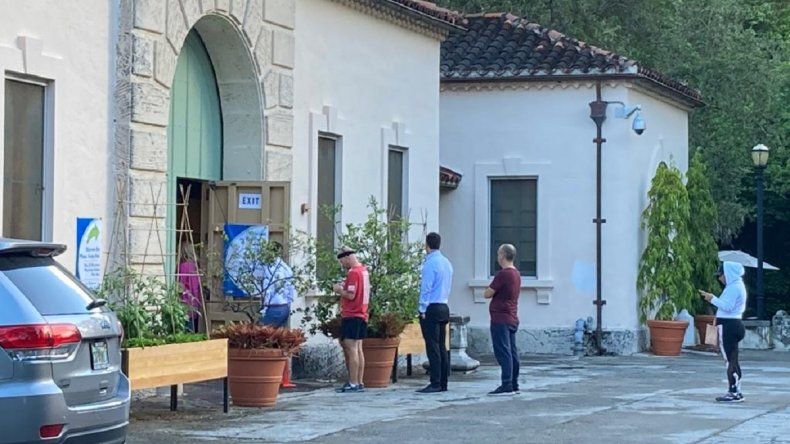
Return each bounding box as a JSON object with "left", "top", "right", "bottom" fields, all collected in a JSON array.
[{"left": 416, "top": 385, "right": 443, "bottom": 394}]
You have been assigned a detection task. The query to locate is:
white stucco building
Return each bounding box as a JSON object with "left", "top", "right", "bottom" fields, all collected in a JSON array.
[
  {"left": 438, "top": 14, "right": 703, "bottom": 355},
  {"left": 1, "top": 1, "right": 705, "bottom": 370},
  {"left": 0, "top": 0, "right": 460, "bottom": 374},
  {"left": 0, "top": 0, "right": 116, "bottom": 270}
]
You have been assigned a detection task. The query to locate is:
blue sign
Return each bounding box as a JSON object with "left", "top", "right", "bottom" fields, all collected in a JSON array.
[
  {"left": 76, "top": 218, "right": 102, "bottom": 290},
  {"left": 223, "top": 224, "right": 269, "bottom": 297}
]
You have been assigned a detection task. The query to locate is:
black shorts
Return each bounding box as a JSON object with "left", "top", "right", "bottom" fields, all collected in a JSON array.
[{"left": 341, "top": 317, "right": 367, "bottom": 340}]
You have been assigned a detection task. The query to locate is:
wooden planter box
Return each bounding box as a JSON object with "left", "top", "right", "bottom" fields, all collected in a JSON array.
[
  {"left": 398, "top": 322, "right": 449, "bottom": 355},
  {"left": 122, "top": 338, "right": 229, "bottom": 412},
  {"left": 391, "top": 322, "right": 449, "bottom": 382}
]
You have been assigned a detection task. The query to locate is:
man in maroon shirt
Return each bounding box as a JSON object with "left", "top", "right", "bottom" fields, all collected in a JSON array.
[{"left": 483, "top": 244, "right": 521, "bottom": 396}]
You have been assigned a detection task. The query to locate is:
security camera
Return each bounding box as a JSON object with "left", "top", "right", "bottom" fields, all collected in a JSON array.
[{"left": 632, "top": 112, "right": 646, "bottom": 135}]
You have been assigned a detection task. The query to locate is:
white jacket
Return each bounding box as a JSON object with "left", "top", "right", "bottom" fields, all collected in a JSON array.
[{"left": 711, "top": 261, "right": 748, "bottom": 319}]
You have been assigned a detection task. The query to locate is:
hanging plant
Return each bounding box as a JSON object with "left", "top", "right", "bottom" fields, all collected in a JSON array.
[
  {"left": 686, "top": 151, "right": 720, "bottom": 315},
  {"left": 638, "top": 162, "right": 695, "bottom": 322}
]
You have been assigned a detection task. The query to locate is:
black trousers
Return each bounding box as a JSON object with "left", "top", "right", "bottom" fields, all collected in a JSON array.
[
  {"left": 717, "top": 318, "right": 745, "bottom": 393},
  {"left": 420, "top": 303, "right": 450, "bottom": 389}
]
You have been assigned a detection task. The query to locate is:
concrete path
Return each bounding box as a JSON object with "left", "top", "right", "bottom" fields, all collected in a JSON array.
[{"left": 127, "top": 350, "right": 790, "bottom": 443}]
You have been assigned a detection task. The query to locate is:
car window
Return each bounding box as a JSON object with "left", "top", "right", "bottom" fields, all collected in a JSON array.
[{"left": 0, "top": 255, "right": 101, "bottom": 315}]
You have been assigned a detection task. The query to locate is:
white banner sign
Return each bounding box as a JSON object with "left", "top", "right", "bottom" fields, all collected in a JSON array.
[{"left": 76, "top": 218, "right": 102, "bottom": 290}]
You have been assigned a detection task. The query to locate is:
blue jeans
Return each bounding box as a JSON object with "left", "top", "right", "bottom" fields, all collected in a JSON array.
[
  {"left": 260, "top": 304, "right": 290, "bottom": 328},
  {"left": 490, "top": 322, "right": 519, "bottom": 390}
]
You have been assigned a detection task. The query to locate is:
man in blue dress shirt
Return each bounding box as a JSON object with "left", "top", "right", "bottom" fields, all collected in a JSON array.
[{"left": 416, "top": 232, "right": 454, "bottom": 393}]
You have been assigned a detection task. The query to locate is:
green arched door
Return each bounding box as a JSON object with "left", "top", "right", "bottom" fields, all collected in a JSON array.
[{"left": 167, "top": 30, "right": 222, "bottom": 273}]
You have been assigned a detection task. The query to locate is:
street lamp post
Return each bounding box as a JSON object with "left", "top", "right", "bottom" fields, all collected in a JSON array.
[{"left": 751, "top": 144, "right": 769, "bottom": 319}]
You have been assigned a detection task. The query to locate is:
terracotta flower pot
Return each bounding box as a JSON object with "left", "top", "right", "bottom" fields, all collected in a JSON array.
[
  {"left": 227, "top": 347, "right": 286, "bottom": 407},
  {"left": 362, "top": 337, "right": 400, "bottom": 388},
  {"left": 647, "top": 320, "right": 689, "bottom": 356},
  {"left": 693, "top": 315, "right": 716, "bottom": 345}
]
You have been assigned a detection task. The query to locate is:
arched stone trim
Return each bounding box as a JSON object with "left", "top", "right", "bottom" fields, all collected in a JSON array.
[{"left": 114, "top": 0, "right": 295, "bottom": 270}]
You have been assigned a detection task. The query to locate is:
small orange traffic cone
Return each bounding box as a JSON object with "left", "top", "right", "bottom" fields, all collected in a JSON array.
[{"left": 281, "top": 357, "right": 296, "bottom": 388}]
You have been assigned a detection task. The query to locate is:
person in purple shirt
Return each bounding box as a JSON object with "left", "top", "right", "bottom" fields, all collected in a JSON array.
[
  {"left": 484, "top": 244, "right": 521, "bottom": 396},
  {"left": 177, "top": 244, "right": 202, "bottom": 332}
]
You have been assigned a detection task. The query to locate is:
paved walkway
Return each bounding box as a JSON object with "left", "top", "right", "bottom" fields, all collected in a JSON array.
[{"left": 127, "top": 350, "right": 790, "bottom": 443}]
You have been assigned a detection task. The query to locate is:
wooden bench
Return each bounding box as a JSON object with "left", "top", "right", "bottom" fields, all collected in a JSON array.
[
  {"left": 121, "top": 338, "right": 229, "bottom": 413},
  {"left": 391, "top": 323, "right": 450, "bottom": 383}
]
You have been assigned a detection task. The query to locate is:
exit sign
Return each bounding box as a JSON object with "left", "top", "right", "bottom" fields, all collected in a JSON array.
[{"left": 238, "top": 193, "right": 262, "bottom": 209}]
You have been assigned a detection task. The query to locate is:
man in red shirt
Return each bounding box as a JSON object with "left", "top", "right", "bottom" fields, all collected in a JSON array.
[
  {"left": 483, "top": 244, "right": 521, "bottom": 396},
  {"left": 332, "top": 247, "right": 370, "bottom": 393}
]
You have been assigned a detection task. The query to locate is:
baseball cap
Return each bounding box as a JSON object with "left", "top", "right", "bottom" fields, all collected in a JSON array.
[{"left": 336, "top": 246, "right": 356, "bottom": 259}]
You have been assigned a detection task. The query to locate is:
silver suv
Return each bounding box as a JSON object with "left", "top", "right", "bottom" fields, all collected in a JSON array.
[{"left": 0, "top": 239, "right": 129, "bottom": 443}]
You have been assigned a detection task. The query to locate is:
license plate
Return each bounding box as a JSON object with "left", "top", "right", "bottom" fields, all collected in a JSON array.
[{"left": 90, "top": 340, "right": 109, "bottom": 370}]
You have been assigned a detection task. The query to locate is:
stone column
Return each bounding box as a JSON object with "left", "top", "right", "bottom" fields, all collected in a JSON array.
[{"left": 449, "top": 314, "right": 480, "bottom": 372}]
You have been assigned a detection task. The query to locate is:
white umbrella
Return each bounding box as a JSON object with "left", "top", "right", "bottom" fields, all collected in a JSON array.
[{"left": 718, "top": 250, "right": 780, "bottom": 271}]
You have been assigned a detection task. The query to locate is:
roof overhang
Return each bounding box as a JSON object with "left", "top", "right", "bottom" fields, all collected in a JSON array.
[
  {"left": 440, "top": 166, "right": 463, "bottom": 190},
  {"left": 441, "top": 72, "right": 704, "bottom": 109},
  {"left": 331, "top": 0, "right": 465, "bottom": 40}
]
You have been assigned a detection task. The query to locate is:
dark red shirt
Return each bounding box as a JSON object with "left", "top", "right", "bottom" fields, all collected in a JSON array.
[{"left": 489, "top": 267, "right": 520, "bottom": 326}]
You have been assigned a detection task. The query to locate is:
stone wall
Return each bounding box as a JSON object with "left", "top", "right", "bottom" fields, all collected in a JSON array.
[
  {"left": 293, "top": 342, "right": 430, "bottom": 380},
  {"left": 466, "top": 326, "right": 646, "bottom": 358}
]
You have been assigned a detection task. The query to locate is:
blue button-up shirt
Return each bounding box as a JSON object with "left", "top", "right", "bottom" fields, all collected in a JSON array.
[{"left": 419, "top": 250, "right": 453, "bottom": 314}]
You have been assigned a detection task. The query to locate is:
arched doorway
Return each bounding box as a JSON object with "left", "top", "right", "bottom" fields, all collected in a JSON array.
[
  {"left": 115, "top": 1, "right": 293, "bottom": 280},
  {"left": 167, "top": 29, "right": 223, "bottom": 273}
]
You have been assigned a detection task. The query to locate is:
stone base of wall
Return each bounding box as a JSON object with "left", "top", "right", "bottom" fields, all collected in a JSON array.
[
  {"left": 772, "top": 311, "right": 790, "bottom": 352},
  {"left": 292, "top": 343, "right": 346, "bottom": 380},
  {"left": 466, "top": 326, "right": 647, "bottom": 359},
  {"left": 742, "top": 320, "right": 773, "bottom": 350},
  {"left": 293, "top": 342, "right": 431, "bottom": 380}
]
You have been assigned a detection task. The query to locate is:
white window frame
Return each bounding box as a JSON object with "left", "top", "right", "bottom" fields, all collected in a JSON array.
[
  {"left": 308, "top": 106, "right": 346, "bottom": 242},
  {"left": 2, "top": 73, "right": 55, "bottom": 242},
  {"left": 315, "top": 133, "right": 342, "bottom": 247},
  {"left": 468, "top": 157, "right": 554, "bottom": 304}
]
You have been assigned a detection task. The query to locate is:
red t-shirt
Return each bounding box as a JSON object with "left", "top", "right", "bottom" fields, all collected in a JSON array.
[
  {"left": 489, "top": 267, "right": 520, "bottom": 326},
  {"left": 341, "top": 264, "right": 370, "bottom": 321}
]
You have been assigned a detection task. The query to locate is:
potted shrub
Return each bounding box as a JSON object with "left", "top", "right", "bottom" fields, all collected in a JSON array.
[
  {"left": 212, "top": 323, "right": 305, "bottom": 407},
  {"left": 98, "top": 268, "right": 227, "bottom": 392},
  {"left": 213, "top": 232, "right": 313, "bottom": 405},
  {"left": 638, "top": 163, "right": 695, "bottom": 356},
  {"left": 686, "top": 152, "right": 720, "bottom": 345},
  {"left": 299, "top": 198, "right": 424, "bottom": 387}
]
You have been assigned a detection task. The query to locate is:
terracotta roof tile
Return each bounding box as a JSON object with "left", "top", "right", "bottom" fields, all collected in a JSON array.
[
  {"left": 441, "top": 14, "right": 702, "bottom": 105},
  {"left": 386, "top": 0, "right": 464, "bottom": 28}
]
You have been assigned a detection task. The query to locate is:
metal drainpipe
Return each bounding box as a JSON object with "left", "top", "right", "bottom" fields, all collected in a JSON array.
[{"left": 588, "top": 82, "right": 608, "bottom": 355}]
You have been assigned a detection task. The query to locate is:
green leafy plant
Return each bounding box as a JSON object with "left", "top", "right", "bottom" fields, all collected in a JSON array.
[
  {"left": 298, "top": 198, "right": 426, "bottom": 338},
  {"left": 99, "top": 267, "right": 205, "bottom": 347},
  {"left": 124, "top": 333, "right": 207, "bottom": 348},
  {"left": 638, "top": 162, "right": 695, "bottom": 322},
  {"left": 686, "top": 152, "right": 721, "bottom": 315}
]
